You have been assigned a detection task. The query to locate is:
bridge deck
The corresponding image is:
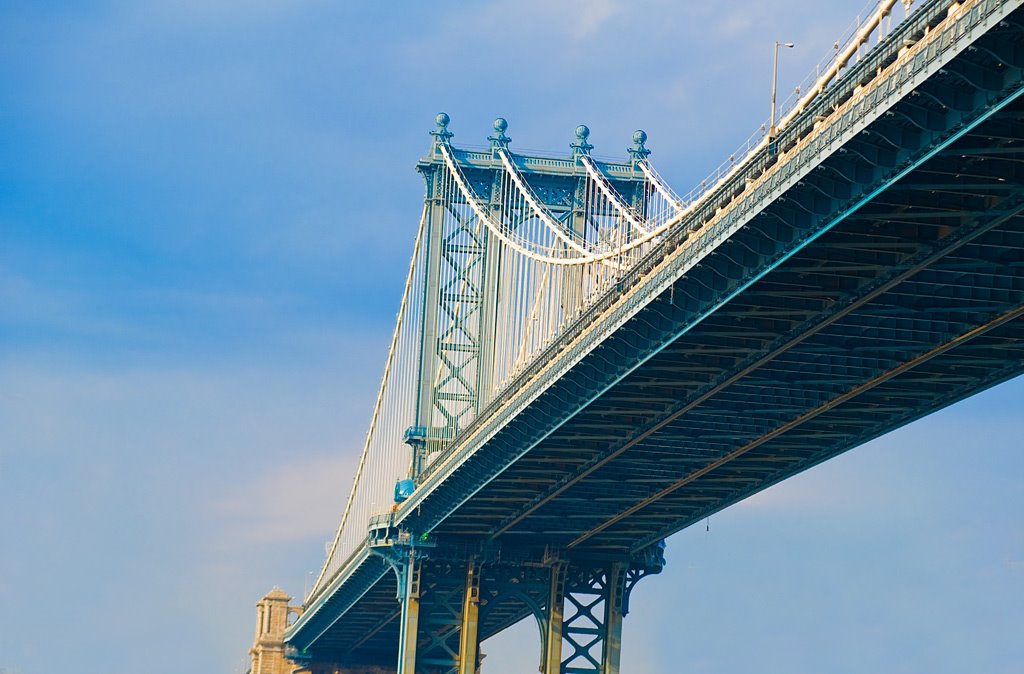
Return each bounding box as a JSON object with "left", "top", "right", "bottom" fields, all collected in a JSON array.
[
  {"left": 401, "top": 0, "right": 1024, "bottom": 555},
  {"left": 436, "top": 100, "right": 1024, "bottom": 552},
  {"left": 287, "top": 0, "right": 1024, "bottom": 661}
]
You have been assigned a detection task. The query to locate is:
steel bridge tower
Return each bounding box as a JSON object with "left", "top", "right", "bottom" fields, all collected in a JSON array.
[{"left": 377, "top": 115, "right": 665, "bottom": 674}]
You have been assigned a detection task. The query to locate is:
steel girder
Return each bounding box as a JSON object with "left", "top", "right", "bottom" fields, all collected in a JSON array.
[
  {"left": 287, "top": 1, "right": 1024, "bottom": 663},
  {"left": 289, "top": 546, "right": 663, "bottom": 672},
  {"left": 401, "top": 2, "right": 1024, "bottom": 549}
]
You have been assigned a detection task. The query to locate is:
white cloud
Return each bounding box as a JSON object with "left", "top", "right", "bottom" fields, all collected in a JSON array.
[
  {"left": 716, "top": 10, "right": 755, "bottom": 38},
  {"left": 213, "top": 452, "right": 357, "bottom": 545},
  {"left": 571, "top": 0, "right": 620, "bottom": 40}
]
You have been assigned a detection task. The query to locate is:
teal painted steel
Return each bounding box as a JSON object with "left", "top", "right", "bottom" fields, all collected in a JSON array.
[{"left": 286, "top": 2, "right": 1024, "bottom": 667}]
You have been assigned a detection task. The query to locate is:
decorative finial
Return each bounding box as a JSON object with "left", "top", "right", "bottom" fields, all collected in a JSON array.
[
  {"left": 571, "top": 124, "right": 593, "bottom": 157},
  {"left": 431, "top": 112, "right": 454, "bottom": 145},
  {"left": 489, "top": 117, "right": 511, "bottom": 151},
  {"left": 628, "top": 129, "right": 650, "bottom": 164}
]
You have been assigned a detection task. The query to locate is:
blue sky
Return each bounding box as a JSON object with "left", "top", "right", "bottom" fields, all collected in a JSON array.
[{"left": 1, "top": 1, "right": 1020, "bottom": 673}]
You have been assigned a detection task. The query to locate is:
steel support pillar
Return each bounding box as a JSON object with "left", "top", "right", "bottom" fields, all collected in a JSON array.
[
  {"left": 542, "top": 562, "right": 567, "bottom": 674},
  {"left": 457, "top": 559, "right": 481, "bottom": 674},
  {"left": 411, "top": 170, "right": 446, "bottom": 475},
  {"left": 396, "top": 555, "right": 422, "bottom": 674},
  {"left": 538, "top": 555, "right": 659, "bottom": 674},
  {"left": 393, "top": 556, "right": 483, "bottom": 674},
  {"left": 559, "top": 563, "right": 620, "bottom": 674},
  {"left": 601, "top": 563, "right": 625, "bottom": 674}
]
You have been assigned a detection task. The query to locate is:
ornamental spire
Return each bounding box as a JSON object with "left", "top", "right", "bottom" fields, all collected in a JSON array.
[
  {"left": 430, "top": 112, "right": 453, "bottom": 153},
  {"left": 571, "top": 124, "right": 593, "bottom": 158},
  {"left": 489, "top": 117, "right": 511, "bottom": 152},
  {"left": 628, "top": 129, "right": 650, "bottom": 164}
]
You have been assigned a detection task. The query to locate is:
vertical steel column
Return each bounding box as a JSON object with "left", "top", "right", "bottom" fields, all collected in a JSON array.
[
  {"left": 396, "top": 555, "right": 422, "bottom": 674},
  {"left": 542, "top": 562, "right": 566, "bottom": 674},
  {"left": 601, "top": 562, "right": 626, "bottom": 674},
  {"left": 457, "top": 559, "right": 481, "bottom": 674},
  {"left": 412, "top": 163, "right": 447, "bottom": 474},
  {"left": 415, "top": 116, "right": 492, "bottom": 461}
]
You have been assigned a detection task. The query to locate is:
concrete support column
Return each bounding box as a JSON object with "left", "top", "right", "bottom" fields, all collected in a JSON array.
[
  {"left": 396, "top": 556, "right": 421, "bottom": 674},
  {"left": 457, "top": 558, "right": 481, "bottom": 674}
]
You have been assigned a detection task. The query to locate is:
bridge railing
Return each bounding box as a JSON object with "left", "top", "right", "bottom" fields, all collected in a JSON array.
[{"left": 674, "top": 0, "right": 921, "bottom": 218}]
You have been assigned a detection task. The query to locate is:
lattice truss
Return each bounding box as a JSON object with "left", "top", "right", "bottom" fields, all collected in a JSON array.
[
  {"left": 560, "top": 566, "right": 615, "bottom": 673},
  {"left": 425, "top": 168, "right": 488, "bottom": 448},
  {"left": 413, "top": 563, "right": 465, "bottom": 674}
]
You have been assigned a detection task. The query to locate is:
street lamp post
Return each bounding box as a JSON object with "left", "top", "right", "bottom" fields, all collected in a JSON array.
[{"left": 770, "top": 41, "right": 795, "bottom": 138}]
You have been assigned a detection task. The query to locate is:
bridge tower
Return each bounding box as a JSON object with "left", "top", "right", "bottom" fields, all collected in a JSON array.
[
  {"left": 404, "top": 115, "right": 654, "bottom": 479},
  {"left": 364, "top": 116, "right": 665, "bottom": 674},
  {"left": 405, "top": 113, "right": 503, "bottom": 475},
  {"left": 250, "top": 588, "right": 303, "bottom": 674}
]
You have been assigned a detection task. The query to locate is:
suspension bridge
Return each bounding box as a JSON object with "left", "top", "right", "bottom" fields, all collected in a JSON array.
[{"left": 279, "top": 0, "right": 1024, "bottom": 671}]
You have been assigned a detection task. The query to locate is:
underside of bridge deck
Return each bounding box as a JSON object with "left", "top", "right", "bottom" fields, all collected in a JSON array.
[
  {"left": 287, "top": 3, "right": 1024, "bottom": 670},
  {"left": 410, "top": 10, "right": 1024, "bottom": 557},
  {"left": 434, "top": 96, "right": 1024, "bottom": 553}
]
